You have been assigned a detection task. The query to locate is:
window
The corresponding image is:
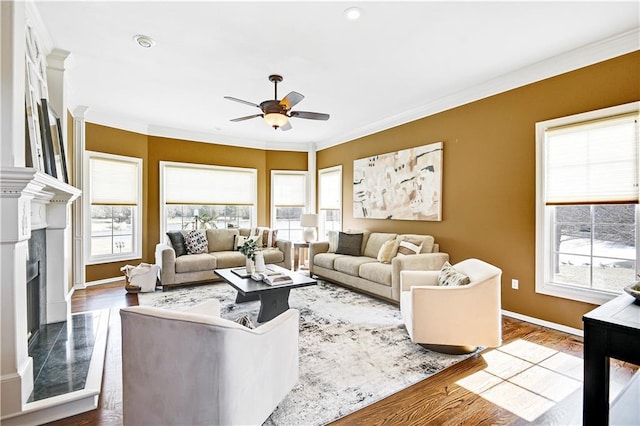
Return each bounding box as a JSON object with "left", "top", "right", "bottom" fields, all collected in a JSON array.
[
  {"left": 160, "top": 162, "right": 256, "bottom": 236},
  {"left": 536, "top": 102, "right": 639, "bottom": 304},
  {"left": 318, "top": 166, "right": 342, "bottom": 239},
  {"left": 271, "top": 171, "right": 307, "bottom": 241},
  {"left": 84, "top": 151, "right": 142, "bottom": 264}
]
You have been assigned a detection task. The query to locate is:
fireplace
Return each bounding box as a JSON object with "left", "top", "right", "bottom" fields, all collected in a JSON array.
[{"left": 26, "top": 229, "right": 47, "bottom": 344}]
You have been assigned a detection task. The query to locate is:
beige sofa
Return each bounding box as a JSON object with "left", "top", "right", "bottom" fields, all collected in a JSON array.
[
  {"left": 309, "top": 231, "right": 449, "bottom": 303},
  {"left": 155, "top": 228, "right": 292, "bottom": 290}
]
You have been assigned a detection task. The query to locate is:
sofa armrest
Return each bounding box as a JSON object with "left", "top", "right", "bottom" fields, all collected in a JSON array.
[
  {"left": 183, "top": 299, "right": 221, "bottom": 317},
  {"left": 308, "top": 242, "right": 329, "bottom": 275},
  {"left": 390, "top": 252, "right": 449, "bottom": 301},
  {"left": 275, "top": 239, "right": 292, "bottom": 270},
  {"left": 155, "top": 243, "right": 176, "bottom": 286}
]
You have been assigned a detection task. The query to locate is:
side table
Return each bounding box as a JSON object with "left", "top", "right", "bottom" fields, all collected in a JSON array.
[
  {"left": 582, "top": 294, "right": 640, "bottom": 425},
  {"left": 293, "top": 241, "right": 310, "bottom": 271}
]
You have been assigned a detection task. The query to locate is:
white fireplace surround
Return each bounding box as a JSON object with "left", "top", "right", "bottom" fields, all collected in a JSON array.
[{"left": 0, "top": 167, "right": 80, "bottom": 419}]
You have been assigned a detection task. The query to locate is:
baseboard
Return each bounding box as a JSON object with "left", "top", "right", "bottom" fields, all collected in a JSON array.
[
  {"left": 501, "top": 309, "right": 584, "bottom": 337},
  {"left": 83, "top": 276, "right": 123, "bottom": 288}
]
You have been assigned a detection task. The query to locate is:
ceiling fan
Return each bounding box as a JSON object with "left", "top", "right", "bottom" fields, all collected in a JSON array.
[{"left": 224, "top": 75, "right": 330, "bottom": 131}]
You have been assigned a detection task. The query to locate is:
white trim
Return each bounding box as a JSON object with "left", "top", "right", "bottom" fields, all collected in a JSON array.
[
  {"left": 83, "top": 151, "right": 143, "bottom": 265},
  {"left": 71, "top": 29, "right": 639, "bottom": 153},
  {"left": 501, "top": 310, "right": 583, "bottom": 337},
  {"left": 84, "top": 276, "right": 123, "bottom": 287},
  {"left": 535, "top": 101, "right": 640, "bottom": 306}
]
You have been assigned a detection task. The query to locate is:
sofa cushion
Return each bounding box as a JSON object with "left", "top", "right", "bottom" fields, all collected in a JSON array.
[
  {"left": 261, "top": 248, "right": 284, "bottom": 264},
  {"left": 334, "top": 256, "right": 376, "bottom": 277},
  {"left": 336, "top": 232, "right": 363, "bottom": 256},
  {"left": 210, "top": 251, "right": 246, "bottom": 269},
  {"left": 359, "top": 262, "right": 392, "bottom": 286},
  {"left": 438, "top": 261, "right": 471, "bottom": 286},
  {"left": 313, "top": 253, "right": 343, "bottom": 269},
  {"left": 206, "top": 229, "right": 239, "bottom": 252},
  {"left": 166, "top": 231, "right": 187, "bottom": 257},
  {"left": 175, "top": 253, "right": 217, "bottom": 273},
  {"left": 396, "top": 235, "right": 423, "bottom": 256},
  {"left": 363, "top": 233, "right": 397, "bottom": 258},
  {"left": 396, "top": 234, "right": 435, "bottom": 253},
  {"left": 377, "top": 239, "right": 399, "bottom": 264},
  {"left": 185, "top": 230, "right": 208, "bottom": 254}
]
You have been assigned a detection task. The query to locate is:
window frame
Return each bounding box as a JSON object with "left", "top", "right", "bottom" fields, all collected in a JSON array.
[
  {"left": 159, "top": 161, "right": 257, "bottom": 238},
  {"left": 270, "top": 170, "right": 308, "bottom": 241},
  {"left": 318, "top": 165, "right": 343, "bottom": 239},
  {"left": 535, "top": 101, "right": 640, "bottom": 305},
  {"left": 83, "top": 151, "right": 143, "bottom": 265}
]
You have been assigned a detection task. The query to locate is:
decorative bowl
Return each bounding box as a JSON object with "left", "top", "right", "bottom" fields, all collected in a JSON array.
[{"left": 623, "top": 281, "right": 640, "bottom": 304}]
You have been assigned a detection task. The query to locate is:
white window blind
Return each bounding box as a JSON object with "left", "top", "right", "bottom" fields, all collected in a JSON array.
[
  {"left": 90, "top": 156, "right": 139, "bottom": 205},
  {"left": 273, "top": 172, "right": 306, "bottom": 207},
  {"left": 545, "top": 114, "right": 639, "bottom": 205},
  {"left": 319, "top": 167, "right": 341, "bottom": 209},
  {"left": 164, "top": 164, "right": 256, "bottom": 205}
]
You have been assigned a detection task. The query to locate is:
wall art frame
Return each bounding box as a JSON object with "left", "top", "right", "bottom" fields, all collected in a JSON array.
[
  {"left": 353, "top": 141, "right": 443, "bottom": 221},
  {"left": 38, "top": 98, "right": 59, "bottom": 180}
]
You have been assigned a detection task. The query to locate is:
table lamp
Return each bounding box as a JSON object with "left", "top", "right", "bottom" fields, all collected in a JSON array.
[{"left": 300, "top": 213, "right": 319, "bottom": 242}]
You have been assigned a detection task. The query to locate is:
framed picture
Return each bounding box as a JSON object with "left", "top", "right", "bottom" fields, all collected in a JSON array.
[
  {"left": 46, "top": 104, "right": 69, "bottom": 183},
  {"left": 353, "top": 142, "right": 444, "bottom": 221},
  {"left": 25, "top": 77, "right": 44, "bottom": 171},
  {"left": 38, "top": 98, "right": 59, "bottom": 180}
]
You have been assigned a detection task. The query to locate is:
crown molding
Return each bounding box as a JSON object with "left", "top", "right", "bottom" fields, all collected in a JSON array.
[
  {"left": 315, "top": 28, "right": 640, "bottom": 151},
  {"left": 70, "top": 28, "right": 639, "bottom": 153}
]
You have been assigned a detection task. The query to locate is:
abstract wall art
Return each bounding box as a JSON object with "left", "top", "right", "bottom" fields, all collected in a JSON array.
[{"left": 353, "top": 142, "right": 443, "bottom": 221}]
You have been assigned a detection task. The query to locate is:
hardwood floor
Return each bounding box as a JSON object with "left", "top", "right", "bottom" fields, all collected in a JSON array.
[{"left": 47, "top": 282, "right": 638, "bottom": 425}]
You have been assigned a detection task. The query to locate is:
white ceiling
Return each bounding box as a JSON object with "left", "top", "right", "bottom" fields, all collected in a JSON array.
[{"left": 33, "top": 1, "right": 639, "bottom": 151}]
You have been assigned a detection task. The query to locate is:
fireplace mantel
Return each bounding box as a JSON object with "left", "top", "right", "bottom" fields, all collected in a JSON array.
[{"left": 0, "top": 166, "right": 80, "bottom": 418}]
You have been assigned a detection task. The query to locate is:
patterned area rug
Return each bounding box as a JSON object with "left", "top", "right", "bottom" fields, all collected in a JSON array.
[{"left": 138, "top": 280, "right": 476, "bottom": 425}]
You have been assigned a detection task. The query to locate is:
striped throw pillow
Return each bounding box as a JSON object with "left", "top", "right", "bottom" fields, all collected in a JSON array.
[{"left": 396, "top": 236, "right": 423, "bottom": 256}]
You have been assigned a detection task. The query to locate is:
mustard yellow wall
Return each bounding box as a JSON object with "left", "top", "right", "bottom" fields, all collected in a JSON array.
[
  {"left": 84, "top": 127, "right": 306, "bottom": 282},
  {"left": 317, "top": 51, "right": 640, "bottom": 329}
]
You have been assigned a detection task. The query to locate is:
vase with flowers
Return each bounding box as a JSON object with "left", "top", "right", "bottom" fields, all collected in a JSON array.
[{"left": 240, "top": 237, "right": 259, "bottom": 274}]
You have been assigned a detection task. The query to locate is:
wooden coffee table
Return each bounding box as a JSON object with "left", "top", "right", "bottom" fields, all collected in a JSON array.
[{"left": 215, "top": 264, "right": 317, "bottom": 323}]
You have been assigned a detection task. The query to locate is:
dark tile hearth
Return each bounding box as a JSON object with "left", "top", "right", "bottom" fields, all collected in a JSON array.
[{"left": 28, "top": 311, "right": 102, "bottom": 402}]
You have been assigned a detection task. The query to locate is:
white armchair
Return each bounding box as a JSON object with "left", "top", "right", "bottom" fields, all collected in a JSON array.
[
  {"left": 400, "top": 258, "right": 502, "bottom": 354},
  {"left": 120, "top": 300, "right": 299, "bottom": 425}
]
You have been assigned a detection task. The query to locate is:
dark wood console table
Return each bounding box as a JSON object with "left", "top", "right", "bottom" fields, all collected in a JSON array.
[{"left": 583, "top": 294, "right": 640, "bottom": 425}]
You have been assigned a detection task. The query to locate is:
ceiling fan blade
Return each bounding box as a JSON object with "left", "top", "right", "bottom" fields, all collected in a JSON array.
[
  {"left": 280, "top": 91, "right": 304, "bottom": 110},
  {"left": 280, "top": 121, "right": 293, "bottom": 131},
  {"left": 290, "top": 110, "right": 330, "bottom": 121},
  {"left": 224, "top": 96, "right": 260, "bottom": 108},
  {"left": 230, "top": 113, "right": 263, "bottom": 122}
]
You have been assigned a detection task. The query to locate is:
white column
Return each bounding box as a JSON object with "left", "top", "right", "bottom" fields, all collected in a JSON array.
[
  {"left": 307, "top": 143, "right": 317, "bottom": 213},
  {"left": 45, "top": 198, "right": 74, "bottom": 323},
  {"left": 0, "top": 0, "right": 26, "bottom": 168},
  {"left": 72, "top": 106, "right": 88, "bottom": 289}
]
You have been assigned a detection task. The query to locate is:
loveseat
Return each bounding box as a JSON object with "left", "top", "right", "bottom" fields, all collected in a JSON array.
[
  {"left": 309, "top": 231, "right": 449, "bottom": 302},
  {"left": 155, "top": 228, "right": 292, "bottom": 290}
]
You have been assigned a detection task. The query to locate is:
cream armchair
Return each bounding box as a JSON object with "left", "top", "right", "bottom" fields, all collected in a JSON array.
[
  {"left": 120, "top": 300, "right": 299, "bottom": 426},
  {"left": 400, "top": 258, "right": 502, "bottom": 354}
]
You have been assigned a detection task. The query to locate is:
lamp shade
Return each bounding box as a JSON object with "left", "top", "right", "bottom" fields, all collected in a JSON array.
[
  {"left": 300, "top": 213, "right": 319, "bottom": 227},
  {"left": 264, "top": 112, "right": 288, "bottom": 128}
]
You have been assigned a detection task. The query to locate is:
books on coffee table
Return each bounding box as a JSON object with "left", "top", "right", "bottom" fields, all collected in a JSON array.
[{"left": 249, "top": 271, "right": 293, "bottom": 286}]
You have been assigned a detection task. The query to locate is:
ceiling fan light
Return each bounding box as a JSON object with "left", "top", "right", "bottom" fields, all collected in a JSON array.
[{"left": 264, "top": 113, "right": 288, "bottom": 129}]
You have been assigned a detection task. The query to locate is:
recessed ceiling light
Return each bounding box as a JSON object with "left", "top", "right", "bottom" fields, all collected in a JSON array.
[
  {"left": 133, "top": 34, "right": 155, "bottom": 48},
  {"left": 344, "top": 7, "right": 362, "bottom": 21}
]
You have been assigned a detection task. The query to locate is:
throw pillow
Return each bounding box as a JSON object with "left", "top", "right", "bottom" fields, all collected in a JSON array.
[
  {"left": 234, "top": 235, "right": 248, "bottom": 251},
  {"left": 184, "top": 230, "right": 208, "bottom": 254},
  {"left": 251, "top": 227, "right": 278, "bottom": 248},
  {"left": 396, "top": 236, "right": 423, "bottom": 256},
  {"left": 166, "top": 231, "right": 187, "bottom": 257},
  {"left": 327, "top": 230, "right": 339, "bottom": 253},
  {"left": 234, "top": 314, "right": 255, "bottom": 329},
  {"left": 438, "top": 261, "right": 471, "bottom": 286},
  {"left": 377, "top": 239, "right": 399, "bottom": 264},
  {"left": 335, "top": 232, "right": 363, "bottom": 256}
]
